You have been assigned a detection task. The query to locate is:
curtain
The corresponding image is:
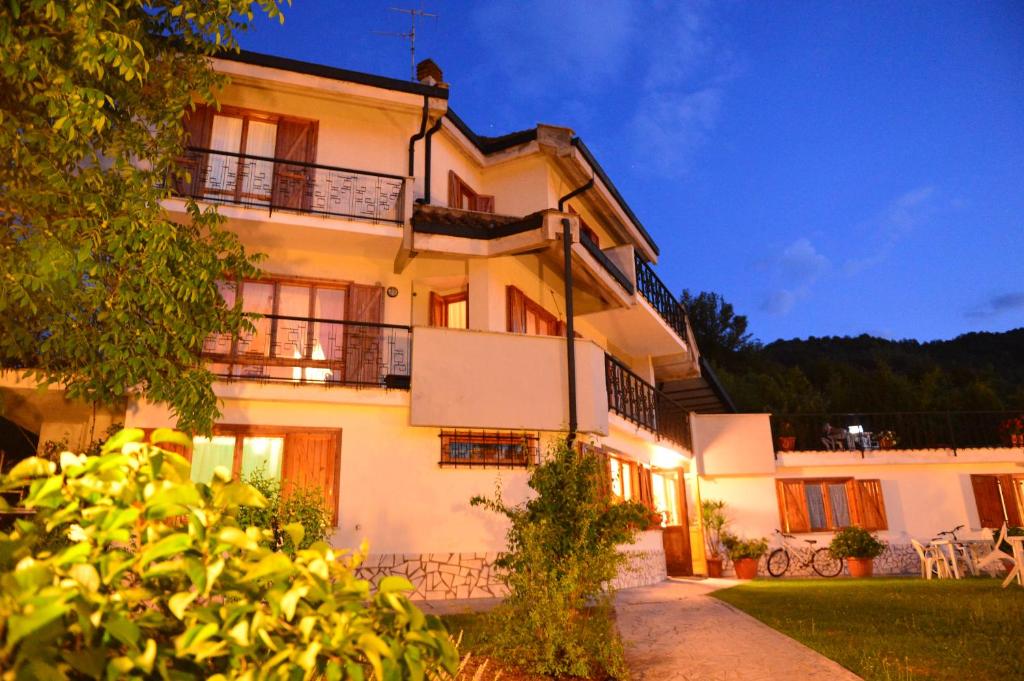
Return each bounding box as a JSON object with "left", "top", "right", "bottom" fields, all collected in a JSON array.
[
  {"left": 191, "top": 436, "right": 236, "bottom": 484},
  {"left": 205, "top": 115, "right": 243, "bottom": 199},
  {"left": 244, "top": 120, "right": 278, "bottom": 204},
  {"left": 828, "top": 482, "right": 851, "bottom": 527},
  {"left": 804, "top": 484, "right": 827, "bottom": 529},
  {"left": 239, "top": 437, "right": 284, "bottom": 482}
]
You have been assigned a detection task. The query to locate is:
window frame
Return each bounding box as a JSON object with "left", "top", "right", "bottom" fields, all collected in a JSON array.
[
  {"left": 438, "top": 430, "right": 540, "bottom": 468},
  {"left": 776, "top": 477, "right": 888, "bottom": 533},
  {"left": 430, "top": 290, "right": 469, "bottom": 328},
  {"left": 506, "top": 285, "right": 564, "bottom": 337},
  {"left": 448, "top": 171, "right": 495, "bottom": 213}
]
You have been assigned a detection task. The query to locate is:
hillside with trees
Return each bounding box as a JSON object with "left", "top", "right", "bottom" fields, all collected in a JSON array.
[{"left": 680, "top": 291, "right": 1024, "bottom": 414}]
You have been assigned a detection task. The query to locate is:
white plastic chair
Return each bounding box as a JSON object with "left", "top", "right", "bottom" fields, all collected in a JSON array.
[
  {"left": 976, "top": 524, "right": 1016, "bottom": 575},
  {"left": 912, "top": 538, "right": 951, "bottom": 579}
]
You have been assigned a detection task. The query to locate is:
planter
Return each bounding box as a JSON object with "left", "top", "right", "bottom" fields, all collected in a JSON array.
[
  {"left": 777, "top": 436, "right": 796, "bottom": 452},
  {"left": 733, "top": 557, "right": 760, "bottom": 580},
  {"left": 706, "top": 558, "right": 724, "bottom": 578},
  {"left": 1008, "top": 433, "right": 1024, "bottom": 448},
  {"left": 879, "top": 437, "right": 895, "bottom": 450},
  {"left": 847, "top": 557, "right": 874, "bottom": 578}
]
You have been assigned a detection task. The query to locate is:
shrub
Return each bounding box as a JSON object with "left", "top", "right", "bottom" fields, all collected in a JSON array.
[
  {"left": 235, "top": 469, "right": 331, "bottom": 554},
  {"left": 470, "top": 441, "right": 648, "bottom": 679},
  {"left": 721, "top": 533, "right": 768, "bottom": 560},
  {"left": 700, "top": 499, "right": 729, "bottom": 559},
  {"left": 0, "top": 428, "right": 458, "bottom": 679},
  {"left": 829, "top": 526, "right": 886, "bottom": 559}
]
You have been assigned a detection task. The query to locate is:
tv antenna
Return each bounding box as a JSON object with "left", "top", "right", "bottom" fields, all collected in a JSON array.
[{"left": 374, "top": 6, "right": 438, "bottom": 81}]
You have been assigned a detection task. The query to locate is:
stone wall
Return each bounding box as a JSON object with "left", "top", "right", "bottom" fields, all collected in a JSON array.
[
  {"left": 612, "top": 549, "right": 669, "bottom": 589},
  {"left": 722, "top": 543, "right": 922, "bottom": 578}
]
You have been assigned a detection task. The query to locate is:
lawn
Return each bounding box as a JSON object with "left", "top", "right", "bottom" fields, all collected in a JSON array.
[{"left": 712, "top": 578, "right": 1024, "bottom": 681}]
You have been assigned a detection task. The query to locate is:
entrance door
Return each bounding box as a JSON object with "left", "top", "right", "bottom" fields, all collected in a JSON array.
[{"left": 655, "top": 469, "right": 693, "bottom": 576}]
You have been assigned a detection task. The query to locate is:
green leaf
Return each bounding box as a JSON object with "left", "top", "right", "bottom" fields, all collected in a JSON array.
[
  {"left": 139, "top": 533, "right": 192, "bottom": 567},
  {"left": 101, "top": 428, "right": 145, "bottom": 454},
  {"left": 150, "top": 428, "right": 193, "bottom": 450},
  {"left": 104, "top": 614, "right": 141, "bottom": 648},
  {"left": 213, "top": 480, "right": 268, "bottom": 509},
  {"left": 8, "top": 457, "right": 55, "bottom": 480},
  {"left": 282, "top": 522, "right": 304, "bottom": 547},
  {"left": 7, "top": 599, "right": 70, "bottom": 648},
  {"left": 241, "top": 553, "right": 293, "bottom": 583},
  {"left": 377, "top": 575, "right": 414, "bottom": 594},
  {"left": 168, "top": 591, "right": 197, "bottom": 620}
]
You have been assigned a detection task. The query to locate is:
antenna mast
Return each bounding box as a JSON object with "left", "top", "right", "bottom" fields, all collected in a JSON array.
[{"left": 374, "top": 5, "right": 438, "bottom": 81}]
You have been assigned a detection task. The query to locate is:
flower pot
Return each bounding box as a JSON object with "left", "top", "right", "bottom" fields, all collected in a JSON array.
[
  {"left": 706, "top": 558, "right": 724, "bottom": 578},
  {"left": 879, "top": 437, "right": 894, "bottom": 450},
  {"left": 777, "top": 436, "right": 796, "bottom": 452},
  {"left": 1011, "top": 433, "right": 1024, "bottom": 448},
  {"left": 847, "top": 557, "right": 874, "bottom": 578},
  {"left": 733, "top": 557, "right": 760, "bottom": 579}
]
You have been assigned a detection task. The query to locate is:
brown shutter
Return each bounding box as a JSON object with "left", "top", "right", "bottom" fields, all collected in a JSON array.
[
  {"left": 429, "top": 291, "right": 446, "bottom": 327},
  {"left": 629, "top": 461, "right": 640, "bottom": 503},
  {"left": 1000, "top": 475, "right": 1023, "bottom": 527},
  {"left": 175, "top": 103, "right": 214, "bottom": 196},
  {"left": 855, "top": 480, "right": 888, "bottom": 531},
  {"left": 344, "top": 284, "right": 384, "bottom": 385},
  {"left": 506, "top": 286, "right": 527, "bottom": 333},
  {"left": 272, "top": 119, "right": 318, "bottom": 211},
  {"left": 776, "top": 479, "right": 811, "bottom": 533},
  {"left": 448, "top": 170, "right": 462, "bottom": 208},
  {"left": 638, "top": 466, "right": 654, "bottom": 511},
  {"left": 283, "top": 431, "right": 341, "bottom": 525},
  {"left": 971, "top": 475, "right": 1007, "bottom": 529},
  {"left": 473, "top": 195, "right": 495, "bottom": 213}
]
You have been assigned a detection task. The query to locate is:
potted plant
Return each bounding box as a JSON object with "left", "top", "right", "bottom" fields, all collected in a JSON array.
[
  {"left": 999, "top": 415, "right": 1024, "bottom": 448},
  {"left": 777, "top": 421, "right": 797, "bottom": 452},
  {"left": 722, "top": 533, "right": 768, "bottom": 580},
  {"left": 829, "top": 526, "right": 886, "bottom": 577},
  {"left": 701, "top": 499, "right": 729, "bottom": 577},
  {"left": 877, "top": 430, "right": 899, "bottom": 450}
]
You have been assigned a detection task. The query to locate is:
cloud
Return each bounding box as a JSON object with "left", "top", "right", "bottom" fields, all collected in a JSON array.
[
  {"left": 965, "top": 292, "right": 1024, "bottom": 319},
  {"left": 761, "top": 238, "right": 831, "bottom": 316},
  {"left": 629, "top": 87, "right": 722, "bottom": 174},
  {"left": 842, "top": 186, "right": 937, "bottom": 274}
]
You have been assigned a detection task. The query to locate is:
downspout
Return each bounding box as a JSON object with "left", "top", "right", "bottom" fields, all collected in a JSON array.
[
  {"left": 556, "top": 179, "right": 594, "bottom": 446},
  {"left": 421, "top": 115, "right": 445, "bottom": 204},
  {"left": 407, "top": 95, "right": 430, "bottom": 177}
]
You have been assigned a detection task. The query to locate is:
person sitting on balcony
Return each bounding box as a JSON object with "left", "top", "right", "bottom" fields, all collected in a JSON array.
[{"left": 821, "top": 422, "right": 847, "bottom": 450}]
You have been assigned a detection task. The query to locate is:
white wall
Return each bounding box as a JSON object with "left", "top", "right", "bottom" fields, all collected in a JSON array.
[{"left": 693, "top": 413, "right": 775, "bottom": 476}]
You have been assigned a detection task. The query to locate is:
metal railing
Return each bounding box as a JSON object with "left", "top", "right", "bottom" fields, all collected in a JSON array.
[
  {"left": 605, "top": 353, "right": 692, "bottom": 449},
  {"left": 173, "top": 147, "right": 406, "bottom": 223},
  {"left": 771, "top": 412, "right": 1024, "bottom": 455},
  {"left": 438, "top": 430, "right": 541, "bottom": 468},
  {"left": 633, "top": 254, "right": 687, "bottom": 340},
  {"left": 202, "top": 313, "right": 412, "bottom": 388},
  {"left": 579, "top": 232, "right": 635, "bottom": 295}
]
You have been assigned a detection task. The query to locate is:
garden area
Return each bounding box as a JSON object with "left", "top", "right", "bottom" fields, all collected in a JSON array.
[{"left": 713, "top": 578, "right": 1024, "bottom": 681}]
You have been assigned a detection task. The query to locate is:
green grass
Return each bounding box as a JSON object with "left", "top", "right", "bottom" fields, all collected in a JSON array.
[{"left": 712, "top": 578, "right": 1024, "bottom": 681}]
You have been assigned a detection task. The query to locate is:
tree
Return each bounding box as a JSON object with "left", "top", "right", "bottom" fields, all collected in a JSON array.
[
  {"left": 0, "top": 1, "right": 286, "bottom": 434},
  {"left": 680, "top": 289, "right": 755, "bottom": 364}
]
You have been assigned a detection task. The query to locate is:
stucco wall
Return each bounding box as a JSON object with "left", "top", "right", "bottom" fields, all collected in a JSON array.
[{"left": 692, "top": 413, "right": 776, "bottom": 476}]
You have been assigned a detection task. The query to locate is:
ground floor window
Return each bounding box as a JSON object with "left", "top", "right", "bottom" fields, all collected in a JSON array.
[
  {"left": 439, "top": 430, "right": 539, "bottom": 468},
  {"left": 970, "top": 474, "right": 1023, "bottom": 528},
  {"left": 651, "top": 470, "right": 682, "bottom": 527},
  {"left": 776, "top": 478, "right": 887, "bottom": 533}
]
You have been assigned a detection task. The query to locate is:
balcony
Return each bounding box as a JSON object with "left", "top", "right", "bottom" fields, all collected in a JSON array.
[
  {"left": 605, "top": 354, "right": 692, "bottom": 450},
  {"left": 633, "top": 254, "right": 687, "bottom": 341},
  {"left": 579, "top": 231, "right": 634, "bottom": 295},
  {"left": 202, "top": 314, "right": 412, "bottom": 389},
  {"left": 770, "top": 412, "right": 1024, "bottom": 455},
  {"left": 173, "top": 147, "right": 407, "bottom": 224}
]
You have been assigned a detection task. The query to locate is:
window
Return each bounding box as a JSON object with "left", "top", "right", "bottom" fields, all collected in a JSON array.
[
  {"left": 776, "top": 478, "right": 887, "bottom": 532},
  {"left": 506, "top": 286, "right": 564, "bottom": 337},
  {"left": 651, "top": 470, "right": 682, "bottom": 527},
  {"left": 970, "top": 474, "right": 1023, "bottom": 528},
  {"left": 609, "top": 455, "right": 635, "bottom": 502},
  {"left": 190, "top": 426, "right": 341, "bottom": 524},
  {"left": 439, "top": 431, "right": 539, "bottom": 467},
  {"left": 430, "top": 290, "right": 468, "bottom": 329},
  {"left": 448, "top": 171, "right": 495, "bottom": 213},
  {"left": 569, "top": 205, "right": 600, "bottom": 247}
]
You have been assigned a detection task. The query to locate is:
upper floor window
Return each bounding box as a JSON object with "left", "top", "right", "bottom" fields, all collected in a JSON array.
[
  {"left": 448, "top": 171, "right": 495, "bottom": 213},
  {"left": 506, "top": 286, "right": 564, "bottom": 337},
  {"left": 430, "top": 290, "right": 468, "bottom": 329}
]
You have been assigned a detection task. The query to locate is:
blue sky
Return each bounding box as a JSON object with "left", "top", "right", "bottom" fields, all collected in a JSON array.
[{"left": 238, "top": 1, "right": 1023, "bottom": 343}]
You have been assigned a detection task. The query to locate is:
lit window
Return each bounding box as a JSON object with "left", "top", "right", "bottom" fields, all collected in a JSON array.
[{"left": 191, "top": 435, "right": 284, "bottom": 484}]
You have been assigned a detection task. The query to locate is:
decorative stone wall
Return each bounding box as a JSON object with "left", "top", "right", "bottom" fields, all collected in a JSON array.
[
  {"left": 722, "top": 544, "right": 923, "bottom": 578},
  {"left": 356, "top": 548, "right": 668, "bottom": 600}
]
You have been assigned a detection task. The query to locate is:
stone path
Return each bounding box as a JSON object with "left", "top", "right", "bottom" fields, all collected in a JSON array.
[{"left": 615, "top": 579, "right": 862, "bottom": 681}]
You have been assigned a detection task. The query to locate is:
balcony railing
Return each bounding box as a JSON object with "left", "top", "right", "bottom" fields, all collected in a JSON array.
[
  {"left": 202, "top": 313, "right": 412, "bottom": 388},
  {"left": 605, "top": 354, "right": 692, "bottom": 449},
  {"left": 771, "top": 412, "right": 1024, "bottom": 455},
  {"left": 580, "top": 232, "right": 635, "bottom": 295},
  {"left": 633, "top": 255, "right": 687, "bottom": 341},
  {"left": 173, "top": 147, "right": 406, "bottom": 224}
]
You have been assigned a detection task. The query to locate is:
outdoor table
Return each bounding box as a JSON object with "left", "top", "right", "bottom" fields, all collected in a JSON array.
[
  {"left": 1001, "top": 536, "right": 1024, "bottom": 588},
  {"left": 931, "top": 540, "right": 962, "bottom": 579}
]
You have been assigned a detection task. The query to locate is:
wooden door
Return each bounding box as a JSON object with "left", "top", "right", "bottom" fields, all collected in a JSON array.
[
  {"left": 283, "top": 431, "right": 341, "bottom": 525},
  {"left": 662, "top": 472, "right": 693, "bottom": 576}
]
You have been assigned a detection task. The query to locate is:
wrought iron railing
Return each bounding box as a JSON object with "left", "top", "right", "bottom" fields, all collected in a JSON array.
[
  {"left": 580, "top": 232, "right": 635, "bottom": 295},
  {"left": 771, "top": 412, "right": 1024, "bottom": 455},
  {"left": 633, "top": 254, "right": 687, "bottom": 340},
  {"left": 202, "top": 313, "right": 412, "bottom": 388},
  {"left": 438, "top": 430, "right": 541, "bottom": 468},
  {"left": 173, "top": 147, "right": 406, "bottom": 223},
  {"left": 605, "top": 354, "right": 692, "bottom": 449}
]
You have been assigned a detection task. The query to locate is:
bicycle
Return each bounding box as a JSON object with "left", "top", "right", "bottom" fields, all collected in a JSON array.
[{"left": 766, "top": 529, "right": 843, "bottom": 577}]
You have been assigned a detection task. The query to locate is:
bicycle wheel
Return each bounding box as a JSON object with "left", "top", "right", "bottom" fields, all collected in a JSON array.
[
  {"left": 811, "top": 548, "right": 843, "bottom": 577},
  {"left": 766, "top": 548, "right": 790, "bottom": 577}
]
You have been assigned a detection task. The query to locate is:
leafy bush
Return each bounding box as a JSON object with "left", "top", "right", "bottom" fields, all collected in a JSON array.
[
  {"left": 0, "top": 428, "right": 457, "bottom": 679},
  {"left": 829, "top": 526, "right": 886, "bottom": 559},
  {"left": 701, "top": 498, "right": 729, "bottom": 559},
  {"left": 235, "top": 469, "right": 331, "bottom": 554},
  {"left": 722, "top": 533, "right": 769, "bottom": 560},
  {"left": 470, "top": 441, "right": 648, "bottom": 679}
]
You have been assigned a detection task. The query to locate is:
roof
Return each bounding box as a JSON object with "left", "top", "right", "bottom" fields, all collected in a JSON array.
[
  {"left": 217, "top": 50, "right": 450, "bottom": 100},
  {"left": 659, "top": 357, "right": 738, "bottom": 414},
  {"left": 412, "top": 204, "right": 545, "bottom": 240}
]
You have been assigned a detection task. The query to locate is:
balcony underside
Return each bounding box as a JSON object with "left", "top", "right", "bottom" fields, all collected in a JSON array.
[{"left": 581, "top": 295, "right": 696, "bottom": 372}]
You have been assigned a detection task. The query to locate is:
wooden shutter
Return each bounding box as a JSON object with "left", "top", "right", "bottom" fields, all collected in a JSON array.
[
  {"left": 344, "top": 284, "right": 384, "bottom": 385},
  {"left": 638, "top": 466, "right": 654, "bottom": 511},
  {"left": 854, "top": 479, "right": 888, "bottom": 530},
  {"left": 776, "top": 479, "right": 811, "bottom": 533},
  {"left": 272, "top": 119, "right": 318, "bottom": 211},
  {"left": 175, "top": 103, "right": 214, "bottom": 195},
  {"left": 429, "top": 291, "right": 446, "bottom": 327},
  {"left": 448, "top": 171, "right": 463, "bottom": 208},
  {"left": 283, "top": 431, "right": 341, "bottom": 525},
  {"left": 971, "top": 475, "right": 1007, "bottom": 528},
  {"left": 506, "top": 286, "right": 527, "bottom": 333},
  {"left": 472, "top": 194, "right": 495, "bottom": 213},
  {"left": 1000, "top": 475, "right": 1023, "bottom": 527}
]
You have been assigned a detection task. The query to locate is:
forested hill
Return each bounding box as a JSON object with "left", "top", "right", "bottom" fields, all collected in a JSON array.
[{"left": 714, "top": 328, "right": 1024, "bottom": 414}]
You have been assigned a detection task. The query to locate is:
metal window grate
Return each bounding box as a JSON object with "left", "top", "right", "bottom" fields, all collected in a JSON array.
[{"left": 438, "top": 430, "right": 540, "bottom": 468}]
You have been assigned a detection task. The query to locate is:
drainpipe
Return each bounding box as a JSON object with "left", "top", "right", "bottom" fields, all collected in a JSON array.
[
  {"left": 407, "top": 95, "right": 430, "bottom": 177},
  {"left": 421, "top": 115, "right": 445, "bottom": 204},
  {"left": 557, "top": 177, "right": 594, "bottom": 212},
  {"left": 556, "top": 179, "right": 592, "bottom": 447}
]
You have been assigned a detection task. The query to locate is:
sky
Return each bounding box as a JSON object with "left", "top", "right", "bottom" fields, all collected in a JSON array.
[{"left": 237, "top": 1, "right": 1024, "bottom": 343}]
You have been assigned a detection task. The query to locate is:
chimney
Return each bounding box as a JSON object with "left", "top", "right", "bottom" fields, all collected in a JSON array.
[{"left": 416, "top": 58, "right": 443, "bottom": 86}]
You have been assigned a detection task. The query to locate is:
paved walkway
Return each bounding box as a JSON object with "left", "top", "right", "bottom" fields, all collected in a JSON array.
[{"left": 615, "top": 579, "right": 862, "bottom": 681}]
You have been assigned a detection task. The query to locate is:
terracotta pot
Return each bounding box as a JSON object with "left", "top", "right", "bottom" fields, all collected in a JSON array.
[
  {"left": 777, "top": 436, "right": 797, "bottom": 452},
  {"left": 879, "top": 437, "right": 894, "bottom": 450},
  {"left": 847, "top": 557, "right": 874, "bottom": 578},
  {"left": 706, "top": 558, "right": 724, "bottom": 578},
  {"left": 733, "top": 557, "right": 760, "bottom": 580}
]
